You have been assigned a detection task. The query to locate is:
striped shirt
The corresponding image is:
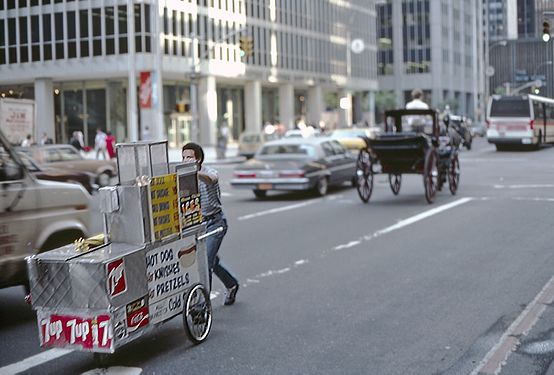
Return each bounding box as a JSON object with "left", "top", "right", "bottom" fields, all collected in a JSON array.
[{"left": 199, "top": 165, "right": 223, "bottom": 218}]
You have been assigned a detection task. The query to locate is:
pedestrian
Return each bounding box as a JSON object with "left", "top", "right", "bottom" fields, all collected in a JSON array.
[
  {"left": 95, "top": 128, "right": 108, "bottom": 160},
  {"left": 105, "top": 131, "right": 116, "bottom": 159},
  {"left": 40, "top": 132, "right": 53, "bottom": 145},
  {"left": 21, "top": 134, "right": 32, "bottom": 147},
  {"left": 69, "top": 131, "right": 82, "bottom": 151},
  {"left": 405, "top": 89, "right": 429, "bottom": 132},
  {"left": 181, "top": 142, "right": 239, "bottom": 305},
  {"left": 406, "top": 89, "right": 429, "bottom": 110}
]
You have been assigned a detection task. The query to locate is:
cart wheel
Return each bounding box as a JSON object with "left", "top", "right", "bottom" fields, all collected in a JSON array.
[
  {"left": 388, "top": 174, "right": 401, "bottom": 195},
  {"left": 423, "top": 149, "right": 438, "bottom": 204},
  {"left": 93, "top": 353, "right": 111, "bottom": 366},
  {"left": 183, "top": 284, "right": 212, "bottom": 345},
  {"left": 448, "top": 154, "right": 460, "bottom": 195},
  {"left": 356, "top": 149, "right": 373, "bottom": 203}
]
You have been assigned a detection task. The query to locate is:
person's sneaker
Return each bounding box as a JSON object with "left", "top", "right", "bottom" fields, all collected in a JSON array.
[{"left": 224, "top": 284, "right": 239, "bottom": 306}]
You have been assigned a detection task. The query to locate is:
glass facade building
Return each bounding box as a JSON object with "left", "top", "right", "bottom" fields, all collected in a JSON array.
[{"left": 0, "top": 0, "right": 378, "bottom": 147}]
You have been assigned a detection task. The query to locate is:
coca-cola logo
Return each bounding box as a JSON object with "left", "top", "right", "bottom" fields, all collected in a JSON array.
[
  {"left": 140, "top": 72, "right": 152, "bottom": 109},
  {"left": 106, "top": 259, "right": 127, "bottom": 298}
]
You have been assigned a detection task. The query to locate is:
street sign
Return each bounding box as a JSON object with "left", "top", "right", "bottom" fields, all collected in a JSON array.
[
  {"left": 351, "top": 39, "right": 365, "bottom": 54},
  {"left": 485, "top": 66, "right": 495, "bottom": 77}
]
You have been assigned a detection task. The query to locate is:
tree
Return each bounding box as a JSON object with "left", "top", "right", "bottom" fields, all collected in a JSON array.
[{"left": 375, "top": 91, "right": 397, "bottom": 124}]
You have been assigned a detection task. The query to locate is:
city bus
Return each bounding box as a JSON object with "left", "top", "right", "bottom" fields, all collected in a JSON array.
[{"left": 486, "top": 94, "right": 554, "bottom": 150}]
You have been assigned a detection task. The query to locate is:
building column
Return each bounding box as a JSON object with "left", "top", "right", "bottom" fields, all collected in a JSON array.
[
  {"left": 307, "top": 85, "right": 323, "bottom": 127},
  {"left": 353, "top": 93, "right": 363, "bottom": 125},
  {"left": 244, "top": 80, "right": 261, "bottom": 133},
  {"left": 34, "top": 78, "right": 55, "bottom": 141},
  {"left": 199, "top": 75, "right": 218, "bottom": 145},
  {"left": 278, "top": 83, "right": 294, "bottom": 129},
  {"left": 368, "top": 91, "right": 375, "bottom": 126},
  {"left": 338, "top": 89, "right": 352, "bottom": 128}
]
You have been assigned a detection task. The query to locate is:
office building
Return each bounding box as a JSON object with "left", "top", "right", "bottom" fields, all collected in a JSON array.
[
  {"left": 377, "top": 0, "right": 483, "bottom": 118},
  {"left": 0, "top": 0, "right": 378, "bottom": 147}
]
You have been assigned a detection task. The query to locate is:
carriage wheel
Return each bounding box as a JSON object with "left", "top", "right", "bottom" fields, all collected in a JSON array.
[
  {"left": 183, "top": 284, "right": 212, "bottom": 345},
  {"left": 423, "top": 149, "right": 438, "bottom": 204},
  {"left": 388, "top": 174, "right": 401, "bottom": 195},
  {"left": 448, "top": 154, "right": 460, "bottom": 195},
  {"left": 356, "top": 149, "right": 373, "bottom": 203}
]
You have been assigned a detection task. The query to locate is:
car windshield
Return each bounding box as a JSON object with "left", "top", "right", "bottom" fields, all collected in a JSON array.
[
  {"left": 57, "top": 147, "right": 83, "bottom": 161},
  {"left": 17, "top": 154, "right": 40, "bottom": 172},
  {"left": 241, "top": 134, "right": 261, "bottom": 143},
  {"left": 331, "top": 130, "right": 366, "bottom": 139},
  {"left": 490, "top": 98, "right": 531, "bottom": 117},
  {"left": 259, "top": 144, "right": 316, "bottom": 157}
]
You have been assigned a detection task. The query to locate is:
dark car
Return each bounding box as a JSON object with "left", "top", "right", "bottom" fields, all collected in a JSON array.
[
  {"left": 230, "top": 138, "right": 356, "bottom": 198},
  {"left": 16, "top": 145, "right": 116, "bottom": 186},
  {"left": 17, "top": 152, "right": 95, "bottom": 194}
]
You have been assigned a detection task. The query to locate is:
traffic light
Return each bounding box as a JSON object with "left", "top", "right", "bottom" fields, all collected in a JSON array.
[
  {"left": 543, "top": 20, "right": 551, "bottom": 42},
  {"left": 175, "top": 103, "right": 190, "bottom": 113},
  {"left": 239, "top": 36, "right": 253, "bottom": 58}
]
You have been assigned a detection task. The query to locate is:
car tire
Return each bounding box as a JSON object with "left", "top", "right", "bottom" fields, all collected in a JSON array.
[
  {"left": 253, "top": 189, "right": 267, "bottom": 199},
  {"left": 97, "top": 172, "right": 111, "bottom": 187},
  {"left": 315, "top": 177, "right": 328, "bottom": 196}
]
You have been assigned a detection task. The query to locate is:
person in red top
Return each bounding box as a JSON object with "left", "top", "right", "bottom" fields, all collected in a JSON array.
[{"left": 105, "top": 131, "right": 116, "bottom": 159}]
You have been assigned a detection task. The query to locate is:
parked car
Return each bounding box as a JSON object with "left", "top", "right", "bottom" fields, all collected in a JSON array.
[
  {"left": 0, "top": 129, "right": 90, "bottom": 290},
  {"left": 231, "top": 138, "right": 356, "bottom": 198},
  {"left": 16, "top": 144, "right": 117, "bottom": 186},
  {"left": 284, "top": 127, "right": 322, "bottom": 138},
  {"left": 17, "top": 152, "right": 95, "bottom": 194},
  {"left": 471, "top": 121, "right": 487, "bottom": 137},
  {"left": 238, "top": 131, "right": 279, "bottom": 158},
  {"left": 330, "top": 127, "right": 380, "bottom": 150}
]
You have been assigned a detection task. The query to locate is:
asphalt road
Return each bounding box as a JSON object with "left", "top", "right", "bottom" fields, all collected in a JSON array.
[{"left": 1, "top": 138, "right": 554, "bottom": 375}]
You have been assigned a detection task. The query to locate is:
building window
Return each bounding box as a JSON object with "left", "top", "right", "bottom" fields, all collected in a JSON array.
[
  {"left": 377, "top": 1, "right": 393, "bottom": 75},
  {"left": 67, "top": 11, "right": 77, "bottom": 58},
  {"left": 106, "top": 7, "right": 115, "bottom": 55},
  {"left": 402, "top": 0, "right": 431, "bottom": 74},
  {"left": 80, "top": 10, "right": 89, "bottom": 57},
  {"left": 92, "top": 8, "right": 102, "bottom": 56},
  {"left": 118, "top": 5, "right": 128, "bottom": 54}
]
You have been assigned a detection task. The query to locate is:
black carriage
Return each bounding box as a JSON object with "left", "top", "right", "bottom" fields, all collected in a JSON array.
[{"left": 356, "top": 109, "right": 460, "bottom": 204}]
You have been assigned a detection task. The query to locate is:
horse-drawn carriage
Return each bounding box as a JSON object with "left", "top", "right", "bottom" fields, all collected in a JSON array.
[{"left": 356, "top": 109, "right": 460, "bottom": 204}]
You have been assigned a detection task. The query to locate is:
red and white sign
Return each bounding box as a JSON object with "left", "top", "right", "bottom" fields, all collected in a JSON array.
[
  {"left": 139, "top": 71, "right": 152, "bottom": 109},
  {"left": 126, "top": 297, "right": 149, "bottom": 334},
  {"left": 106, "top": 259, "right": 127, "bottom": 298},
  {"left": 39, "top": 314, "right": 113, "bottom": 351}
]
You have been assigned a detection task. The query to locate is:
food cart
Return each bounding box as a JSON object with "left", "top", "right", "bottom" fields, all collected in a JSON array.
[{"left": 26, "top": 141, "right": 216, "bottom": 360}]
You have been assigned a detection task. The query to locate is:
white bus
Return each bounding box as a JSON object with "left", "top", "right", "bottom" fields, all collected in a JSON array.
[{"left": 486, "top": 94, "right": 554, "bottom": 150}]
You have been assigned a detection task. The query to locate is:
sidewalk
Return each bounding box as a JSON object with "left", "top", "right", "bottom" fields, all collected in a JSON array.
[{"left": 84, "top": 143, "right": 245, "bottom": 165}]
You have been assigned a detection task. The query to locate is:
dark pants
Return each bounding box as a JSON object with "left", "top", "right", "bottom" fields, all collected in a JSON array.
[{"left": 206, "top": 212, "right": 238, "bottom": 290}]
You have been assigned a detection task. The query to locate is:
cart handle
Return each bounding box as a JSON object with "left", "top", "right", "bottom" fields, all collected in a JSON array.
[{"left": 197, "top": 226, "right": 224, "bottom": 240}]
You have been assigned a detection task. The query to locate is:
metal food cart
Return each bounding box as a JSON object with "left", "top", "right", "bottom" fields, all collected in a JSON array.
[{"left": 27, "top": 141, "right": 216, "bottom": 360}]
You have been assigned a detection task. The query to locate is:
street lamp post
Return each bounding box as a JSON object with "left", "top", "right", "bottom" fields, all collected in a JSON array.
[
  {"left": 188, "top": 27, "right": 247, "bottom": 144},
  {"left": 485, "top": 40, "right": 507, "bottom": 102}
]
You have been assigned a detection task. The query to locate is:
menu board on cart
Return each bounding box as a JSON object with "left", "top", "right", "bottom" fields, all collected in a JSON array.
[
  {"left": 146, "top": 236, "right": 200, "bottom": 324},
  {"left": 177, "top": 166, "right": 203, "bottom": 231},
  {"left": 150, "top": 173, "right": 180, "bottom": 241}
]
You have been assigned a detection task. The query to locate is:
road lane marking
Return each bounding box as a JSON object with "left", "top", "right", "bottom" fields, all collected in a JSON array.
[
  {"left": 512, "top": 197, "right": 554, "bottom": 202},
  {"left": 494, "top": 184, "right": 554, "bottom": 189},
  {"left": 0, "top": 348, "right": 73, "bottom": 375},
  {"left": 82, "top": 367, "right": 142, "bottom": 375},
  {"left": 237, "top": 200, "right": 320, "bottom": 221},
  {"left": 331, "top": 198, "right": 473, "bottom": 251},
  {"left": 471, "top": 273, "right": 554, "bottom": 375}
]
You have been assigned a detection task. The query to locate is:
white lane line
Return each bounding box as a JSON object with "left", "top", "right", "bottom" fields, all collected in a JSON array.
[
  {"left": 371, "top": 197, "right": 473, "bottom": 237},
  {"left": 470, "top": 273, "right": 554, "bottom": 375},
  {"left": 237, "top": 199, "right": 320, "bottom": 221},
  {"left": 513, "top": 197, "right": 554, "bottom": 202},
  {"left": 331, "top": 198, "right": 473, "bottom": 251},
  {"left": 221, "top": 192, "right": 232, "bottom": 197},
  {"left": 82, "top": 366, "right": 143, "bottom": 375},
  {"left": 0, "top": 348, "right": 73, "bottom": 375},
  {"left": 494, "top": 184, "right": 554, "bottom": 189}
]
